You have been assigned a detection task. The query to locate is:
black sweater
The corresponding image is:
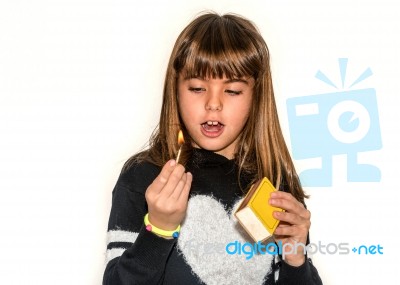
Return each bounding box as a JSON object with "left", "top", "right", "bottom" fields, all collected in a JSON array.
[{"left": 103, "top": 149, "right": 323, "bottom": 285}]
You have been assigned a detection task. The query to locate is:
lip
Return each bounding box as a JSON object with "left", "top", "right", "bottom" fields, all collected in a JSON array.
[{"left": 200, "top": 123, "right": 224, "bottom": 138}]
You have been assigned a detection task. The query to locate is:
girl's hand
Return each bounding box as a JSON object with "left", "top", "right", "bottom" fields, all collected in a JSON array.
[
  {"left": 269, "top": 191, "right": 311, "bottom": 266},
  {"left": 145, "top": 160, "right": 192, "bottom": 235}
]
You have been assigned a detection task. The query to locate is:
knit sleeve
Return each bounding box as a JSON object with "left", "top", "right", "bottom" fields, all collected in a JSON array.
[
  {"left": 102, "top": 161, "right": 177, "bottom": 285},
  {"left": 275, "top": 257, "right": 323, "bottom": 285},
  {"left": 263, "top": 255, "right": 323, "bottom": 285}
]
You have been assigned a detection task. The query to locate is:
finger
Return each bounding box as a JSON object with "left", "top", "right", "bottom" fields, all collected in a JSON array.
[
  {"left": 158, "top": 164, "right": 186, "bottom": 198},
  {"left": 169, "top": 171, "right": 188, "bottom": 200},
  {"left": 270, "top": 190, "right": 296, "bottom": 201},
  {"left": 178, "top": 172, "right": 192, "bottom": 202},
  {"left": 269, "top": 191, "right": 300, "bottom": 208},
  {"left": 273, "top": 210, "right": 307, "bottom": 226},
  {"left": 151, "top": 160, "right": 177, "bottom": 194},
  {"left": 274, "top": 225, "right": 308, "bottom": 241},
  {"left": 269, "top": 193, "right": 307, "bottom": 216}
]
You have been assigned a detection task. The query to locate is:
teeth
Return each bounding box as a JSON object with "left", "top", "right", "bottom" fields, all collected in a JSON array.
[{"left": 207, "top": 121, "right": 219, "bottom": 125}]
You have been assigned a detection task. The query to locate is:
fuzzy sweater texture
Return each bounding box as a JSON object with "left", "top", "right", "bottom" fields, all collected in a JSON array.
[{"left": 103, "top": 149, "right": 323, "bottom": 285}]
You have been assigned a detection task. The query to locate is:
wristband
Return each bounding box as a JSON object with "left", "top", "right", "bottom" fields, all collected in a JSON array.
[{"left": 144, "top": 213, "right": 180, "bottom": 238}]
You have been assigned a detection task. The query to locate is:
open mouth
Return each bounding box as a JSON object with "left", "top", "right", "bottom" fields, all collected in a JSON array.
[{"left": 201, "top": 121, "right": 224, "bottom": 132}]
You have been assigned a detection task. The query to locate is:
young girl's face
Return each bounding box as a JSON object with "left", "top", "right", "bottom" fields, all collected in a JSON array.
[{"left": 178, "top": 73, "right": 254, "bottom": 159}]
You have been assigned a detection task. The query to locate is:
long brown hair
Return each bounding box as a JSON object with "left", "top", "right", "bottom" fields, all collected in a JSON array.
[{"left": 125, "top": 12, "right": 307, "bottom": 203}]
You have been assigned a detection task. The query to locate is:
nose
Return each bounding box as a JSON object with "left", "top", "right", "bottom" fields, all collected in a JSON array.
[{"left": 205, "top": 92, "right": 222, "bottom": 111}]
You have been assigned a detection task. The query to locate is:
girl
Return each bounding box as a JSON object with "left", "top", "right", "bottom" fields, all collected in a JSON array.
[{"left": 103, "top": 12, "right": 322, "bottom": 285}]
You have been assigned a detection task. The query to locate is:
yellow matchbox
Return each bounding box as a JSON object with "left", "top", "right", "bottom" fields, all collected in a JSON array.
[{"left": 235, "top": 177, "right": 284, "bottom": 242}]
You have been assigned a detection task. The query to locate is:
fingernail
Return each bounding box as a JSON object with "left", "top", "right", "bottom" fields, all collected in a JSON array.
[
  {"left": 270, "top": 192, "right": 277, "bottom": 198},
  {"left": 269, "top": 199, "right": 275, "bottom": 205},
  {"left": 170, "top": 159, "right": 176, "bottom": 167}
]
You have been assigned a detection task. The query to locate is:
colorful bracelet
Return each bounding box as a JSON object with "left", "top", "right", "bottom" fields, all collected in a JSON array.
[{"left": 144, "top": 213, "right": 180, "bottom": 238}]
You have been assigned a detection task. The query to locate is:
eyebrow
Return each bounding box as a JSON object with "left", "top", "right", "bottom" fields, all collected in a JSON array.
[
  {"left": 224, "top": 78, "right": 249, "bottom": 85},
  {"left": 184, "top": 76, "right": 250, "bottom": 85}
]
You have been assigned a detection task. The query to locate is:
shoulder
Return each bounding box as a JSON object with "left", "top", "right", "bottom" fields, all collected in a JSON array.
[{"left": 115, "top": 152, "right": 161, "bottom": 194}]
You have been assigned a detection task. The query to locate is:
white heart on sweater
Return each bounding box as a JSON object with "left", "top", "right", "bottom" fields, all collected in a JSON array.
[{"left": 177, "top": 195, "right": 274, "bottom": 285}]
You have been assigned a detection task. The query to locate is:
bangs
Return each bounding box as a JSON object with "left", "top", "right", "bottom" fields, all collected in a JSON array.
[{"left": 173, "top": 14, "right": 267, "bottom": 80}]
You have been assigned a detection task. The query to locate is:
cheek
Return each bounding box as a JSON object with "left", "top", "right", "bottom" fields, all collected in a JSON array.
[
  {"left": 178, "top": 94, "right": 197, "bottom": 123},
  {"left": 235, "top": 98, "right": 252, "bottom": 123}
]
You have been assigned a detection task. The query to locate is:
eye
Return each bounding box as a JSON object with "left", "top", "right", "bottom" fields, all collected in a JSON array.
[
  {"left": 188, "top": 87, "right": 206, "bottom": 93},
  {"left": 225, "top": 89, "right": 242, "bottom": 95}
]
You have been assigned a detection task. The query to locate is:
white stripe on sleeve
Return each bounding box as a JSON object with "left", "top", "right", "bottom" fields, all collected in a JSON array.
[{"left": 107, "top": 230, "right": 139, "bottom": 245}]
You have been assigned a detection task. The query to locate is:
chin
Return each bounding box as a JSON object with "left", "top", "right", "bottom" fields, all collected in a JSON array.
[{"left": 197, "top": 143, "right": 233, "bottom": 157}]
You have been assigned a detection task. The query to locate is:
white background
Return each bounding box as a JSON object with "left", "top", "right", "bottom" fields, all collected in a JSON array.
[{"left": 1, "top": 0, "right": 399, "bottom": 284}]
